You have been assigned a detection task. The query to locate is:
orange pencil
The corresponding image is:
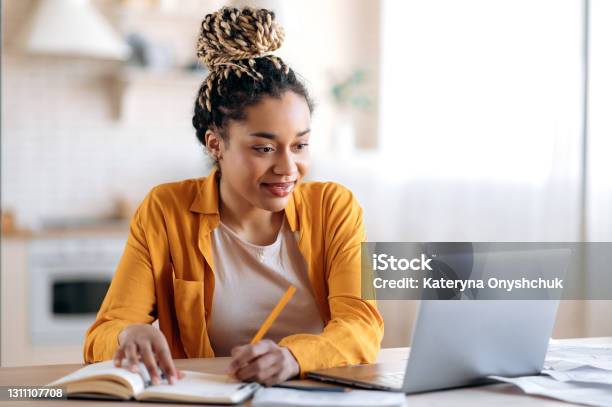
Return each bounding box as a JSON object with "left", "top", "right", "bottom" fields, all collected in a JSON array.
[{"left": 250, "top": 285, "right": 297, "bottom": 344}]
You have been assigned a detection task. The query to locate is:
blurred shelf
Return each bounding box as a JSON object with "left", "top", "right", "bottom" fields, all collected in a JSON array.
[
  {"left": 116, "top": 4, "right": 211, "bottom": 23},
  {"left": 115, "top": 66, "right": 206, "bottom": 85},
  {"left": 110, "top": 67, "right": 207, "bottom": 119}
]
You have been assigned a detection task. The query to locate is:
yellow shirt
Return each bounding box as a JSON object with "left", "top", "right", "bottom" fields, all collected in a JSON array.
[{"left": 83, "top": 167, "right": 384, "bottom": 375}]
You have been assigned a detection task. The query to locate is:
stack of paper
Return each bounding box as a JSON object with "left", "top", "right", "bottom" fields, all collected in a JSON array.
[
  {"left": 491, "top": 341, "right": 612, "bottom": 407},
  {"left": 491, "top": 375, "right": 612, "bottom": 407}
]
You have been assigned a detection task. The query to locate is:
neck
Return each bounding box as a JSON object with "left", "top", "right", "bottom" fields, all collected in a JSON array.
[{"left": 217, "top": 174, "right": 283, "bottom": 237}]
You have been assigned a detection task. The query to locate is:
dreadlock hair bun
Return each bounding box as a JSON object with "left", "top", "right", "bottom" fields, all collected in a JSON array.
[
  {"left": 196, "top": 7, "right": 289, "bottom": 112},
  {"left": 197, "top": 7, "right": 285, "bottom": 71},
  {"left": 192, "top": 6, "right": 313, "bottom": 151}
]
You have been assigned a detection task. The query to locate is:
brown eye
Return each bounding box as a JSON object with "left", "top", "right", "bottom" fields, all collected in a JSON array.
[{"left": 254, "top": 146, "right": 274, "bottom": 153}]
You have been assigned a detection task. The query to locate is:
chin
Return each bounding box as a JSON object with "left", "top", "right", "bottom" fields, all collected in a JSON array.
[{"left": 259, "top": 197, "right": 290, "bottom": 212}]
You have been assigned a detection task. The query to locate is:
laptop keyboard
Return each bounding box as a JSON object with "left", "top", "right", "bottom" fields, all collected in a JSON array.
[{"left": 372, "top": 372, "right": 404, "bottom": 388}]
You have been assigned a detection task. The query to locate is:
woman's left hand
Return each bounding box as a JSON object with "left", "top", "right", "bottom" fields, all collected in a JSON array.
[{"left": 227, "top": 339, "right": 300, "bottom": 385}]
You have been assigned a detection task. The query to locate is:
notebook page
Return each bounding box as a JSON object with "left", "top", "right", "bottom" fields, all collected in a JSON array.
[
  {"left": 47, "top": 360, "right": 145, "bottom": 396},
  {"left": 138, "top": 371, "right": 257, "bottom": 402}
]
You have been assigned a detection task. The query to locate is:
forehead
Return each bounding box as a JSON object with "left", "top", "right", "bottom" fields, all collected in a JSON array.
[{"left": 239, "top": 91, "right": 311, "bottom": 132}]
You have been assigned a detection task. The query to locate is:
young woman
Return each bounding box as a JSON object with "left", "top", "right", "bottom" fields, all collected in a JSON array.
[{"left": 83, "top": 6, "right": 383, "bottom": 387}]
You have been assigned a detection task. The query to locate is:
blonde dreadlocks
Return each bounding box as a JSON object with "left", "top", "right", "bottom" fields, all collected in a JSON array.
[
  {"left": 191, "top": 6, "right": 313, "bottom": 151},
  {"left": 197, "top": 7, "right": 290, "bottom": 112}
]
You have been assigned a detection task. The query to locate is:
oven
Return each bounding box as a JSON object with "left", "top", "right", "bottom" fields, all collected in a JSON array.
[{"left": 28, "top": 237, "right": 126, "bottom": 345}]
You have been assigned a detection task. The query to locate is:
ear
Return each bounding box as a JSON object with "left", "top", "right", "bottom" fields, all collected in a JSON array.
[{"left": 205, "top": 129, "right": 225, "bottom": 161}]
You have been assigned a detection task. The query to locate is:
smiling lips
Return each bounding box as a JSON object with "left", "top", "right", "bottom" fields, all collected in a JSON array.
[{"left": 261, "top": 181, "right": 296, "bottom": 197}]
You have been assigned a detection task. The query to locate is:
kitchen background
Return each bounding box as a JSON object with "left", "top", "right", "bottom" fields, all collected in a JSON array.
[{"left": 1, "top": 0, "right": 611, "bottom": 366}]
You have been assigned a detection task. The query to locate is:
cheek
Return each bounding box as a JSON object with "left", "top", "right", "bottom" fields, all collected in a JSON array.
[
  {"left": 224, "top": 151, "right": 269, "bottom": 187},
  {"left": 296, "top": 156, "right": 310, "bottom": 176},
  {"left": 241, "top": 155, "right": 268, "bottom": 177}
]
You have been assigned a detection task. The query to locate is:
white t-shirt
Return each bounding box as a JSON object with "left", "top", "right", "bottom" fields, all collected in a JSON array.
[{"left": 207, "top": 215, "right": 325, "bottom": 356}]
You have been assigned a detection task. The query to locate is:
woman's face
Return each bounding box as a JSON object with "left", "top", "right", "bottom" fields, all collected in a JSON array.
[{"left": 211, "top": 91, "right": 311, "bottom": 213}]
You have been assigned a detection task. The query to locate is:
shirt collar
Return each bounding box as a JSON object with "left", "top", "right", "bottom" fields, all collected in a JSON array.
[{"left": 189, "top": 166, "right": 299, "bottom": 232}]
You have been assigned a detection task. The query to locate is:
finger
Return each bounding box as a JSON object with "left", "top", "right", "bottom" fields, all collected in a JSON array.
[
  {"left": 229, "top": 340, "right": 274, "bottom": 374},
  {"left": 234, "top": 353, "right": 278, "bottom": 381},
  {"left": 154, "top": 345, "right": 178, "bottom": 385},
  {"left": 126, "top": 343, "right": 141, "bottom": 373},
  {"left": 238, "top": 363, "right": 278, "bottom": 384},
  {"left": 257, "top": 366, "right": 279, "bottom": 384},
  {"left": 263, "top": 372, "right": 283, "bottom": 387},
  {"left": 113, "top": 347, "right": 125, "bottom": 367},
  {"left": 139, "top": 341, "right": 161, "bottom": 385},
  {"left": 227, "top": 345, "right": 248, "bottom": 375}
]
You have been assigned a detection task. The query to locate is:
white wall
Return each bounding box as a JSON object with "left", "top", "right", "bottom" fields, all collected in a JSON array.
[
  {"left": 1, "top": 0, "right": 209, "bottom": 229},
  {"left": 1, "top": 0, "right": 381, "bottom": 229}
]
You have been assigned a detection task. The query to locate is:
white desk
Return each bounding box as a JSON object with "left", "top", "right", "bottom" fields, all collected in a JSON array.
[{"left": 0, "top": 337, "right": 609, "bottom": 406}]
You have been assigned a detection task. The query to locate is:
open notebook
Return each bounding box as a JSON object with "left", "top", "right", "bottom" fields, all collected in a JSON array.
[{"left": 46, "top": 360, "right": 260, "bottom": 404}]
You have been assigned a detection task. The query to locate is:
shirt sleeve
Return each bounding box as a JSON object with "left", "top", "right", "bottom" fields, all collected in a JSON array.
[
  {"left": 278, "top": 184, "right": 384, "bottom": 376},
  {"left": 82, "top": 194, "right": 158, "bottom": 363}
]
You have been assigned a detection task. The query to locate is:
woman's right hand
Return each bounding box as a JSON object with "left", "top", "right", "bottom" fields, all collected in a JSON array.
[{"left": 113, "top": 324, "right": 184, "bottom": 385}]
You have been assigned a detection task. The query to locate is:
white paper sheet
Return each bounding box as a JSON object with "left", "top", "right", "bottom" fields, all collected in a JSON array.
[
  {"left": 543, "top": 367, "right": 612, "bottom": 385},
  {"left": 545, "top": 343, "right": 612, "bottom": 371},
  {"left": 252, "top": 387, "right": 406, "bottom": 407},
  {"left": 490, "top": 375, "right": 612, "bottom": 407},
  {"left": 490, "top": 341, "right": 612, "bottom": 406}
]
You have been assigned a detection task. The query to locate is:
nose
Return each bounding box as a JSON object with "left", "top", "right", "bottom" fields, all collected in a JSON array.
[{"left": 273, "top": 148, "right": 298, "bottom": 177}]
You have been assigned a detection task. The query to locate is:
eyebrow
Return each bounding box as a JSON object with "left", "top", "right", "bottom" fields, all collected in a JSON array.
[{"left": 249, "top": 129, "right": 311, "bottom": 140}]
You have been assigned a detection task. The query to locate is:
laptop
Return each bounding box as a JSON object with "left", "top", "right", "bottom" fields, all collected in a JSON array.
[{"left": 308, "top": 247, "right": 570, "bottom": 394}]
